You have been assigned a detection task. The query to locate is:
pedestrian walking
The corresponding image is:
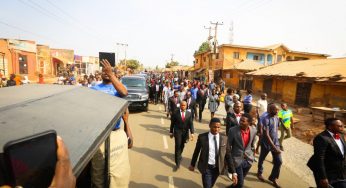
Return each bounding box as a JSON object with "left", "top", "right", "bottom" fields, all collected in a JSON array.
[
  {"left": 307, "top": 118, "right": 346, "bottom": 188},
  {"left": 197, "top": 84, "right": 208, "bottom": 122},
  {"left": 185, "top": 91, "right": 197, "bottom": 121},
  {"left": 257, "top": 103, "right": 282, "bottom": 188},
  {"left": 225, "top": 102, "right": 243, "bottom": 136},
  {"left": 208, "top": 89, "right": 219, "bottom": 119},
  {"left": 242, "top": 89, "right": 253, "bottom": 114},
  {"left": 189, "top": 118, "right": 237, "bottom": 188},
  {"left": 170, "top": 101, "right": 194, "bottom": 171},
  {"left": 278, "top": 103, "right": 294, "bottom": 151},
  {"left": 168, "top": 90, "right": 181, "bottom": 118},
  {"left": 224, "top": 88, "right": 234, "bottom": 113},
  {"left": 228, "top": 113, "right": 257, "bottom": 188}
]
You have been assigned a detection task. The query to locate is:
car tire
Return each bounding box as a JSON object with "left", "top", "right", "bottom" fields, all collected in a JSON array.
[{"left": 144, "top": 106, "right": 149, "bottom": 112}]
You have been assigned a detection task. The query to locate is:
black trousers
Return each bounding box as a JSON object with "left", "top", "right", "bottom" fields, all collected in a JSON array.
[
  {"left": 202, "top": 166, "right": 219, "bottom": 188},
  {"left": 199, "top": 100, "right": 206, "bottom": 121},
  {"left": 174, "top": 130, "right": 188, "bottom": 167},
  {"left": 243, "top": 103, "right": 252, "bottom": 114}
]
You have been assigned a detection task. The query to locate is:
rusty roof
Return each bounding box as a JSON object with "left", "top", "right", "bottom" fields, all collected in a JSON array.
[
  {"left": 224, "top": 60, "right": 264, "bottom": 71},
  {"left": 246, "top": 58, "right": 346, "bottom": 80}
]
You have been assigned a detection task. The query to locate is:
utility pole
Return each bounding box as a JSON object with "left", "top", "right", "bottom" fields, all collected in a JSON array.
[
  {"left": 210, "top": 21, "right": 223, "bottom": 54},
  {"left": 171, "top": 54, "right": 174, "bottom": 62},
  {"left": 229, "top": 20, "right": 234, "bottom": 44},
  {"left": 116, "top": 42, "right": 128, "bottom": 69},
  {"left": 204, "top": 26, "right": 213, "bottom": 45}
]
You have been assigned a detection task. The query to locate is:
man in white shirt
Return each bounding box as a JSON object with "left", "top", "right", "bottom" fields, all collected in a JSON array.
[
  {"left": 189, "top": 118, "right": 237, "bottom": 188},
  {"left": 256, "top": 93, "right": 268, "bottom": 117}
]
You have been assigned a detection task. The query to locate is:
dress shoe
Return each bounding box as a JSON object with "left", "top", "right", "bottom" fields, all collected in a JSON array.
[
  {"left": 257, "top": 173, "right": 265, "bottom": 182},
  {"left": 269, "top": 178, "right": 281, "bottom": 188}
]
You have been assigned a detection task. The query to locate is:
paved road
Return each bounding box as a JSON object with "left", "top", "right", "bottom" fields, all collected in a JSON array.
[{"left": 128, "top": 103, "right": 310, "bottom": 188}]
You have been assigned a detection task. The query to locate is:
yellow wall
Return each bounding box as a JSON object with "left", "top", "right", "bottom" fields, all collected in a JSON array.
[
  {"left": 310, "top": 84, "right": 346, "bottom": 108},
  {"left": 253, "top": 78, "right": 263, "bottom": 93},
  {"left": 222, "top": 70, "right": 240, "bottom": 88},
  {"left": 281, "top": 80, "right": 297, "bottom": 104}
]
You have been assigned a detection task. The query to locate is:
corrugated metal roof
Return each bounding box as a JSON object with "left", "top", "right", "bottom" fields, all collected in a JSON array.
[
  {"left": 224, "top": 60, "right": 264, "bottom": 71},
  {"left": 246, "top": 58, "right": 346, "bottom": 79}
]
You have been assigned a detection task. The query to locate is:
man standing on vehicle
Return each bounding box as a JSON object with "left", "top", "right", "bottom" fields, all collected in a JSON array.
[{"left": 91, "top": 59, "right": 132, "bottom": 188}]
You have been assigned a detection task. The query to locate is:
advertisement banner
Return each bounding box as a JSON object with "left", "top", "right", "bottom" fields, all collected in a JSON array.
[{"left": 8, "top": 39, "right": 36, "bottom": 53}]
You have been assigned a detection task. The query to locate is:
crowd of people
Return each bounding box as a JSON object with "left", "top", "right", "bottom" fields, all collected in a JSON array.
[
  {"left": 1, "top": 65, "right": 345, "bottom": 188},
  {"left": 158, "top": 73, "right": 345, "bottom": 188}
]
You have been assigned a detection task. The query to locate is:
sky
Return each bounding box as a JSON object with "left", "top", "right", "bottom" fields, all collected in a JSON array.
[{"left": 1, "top": 0, "right": 346, "bottom": 67}]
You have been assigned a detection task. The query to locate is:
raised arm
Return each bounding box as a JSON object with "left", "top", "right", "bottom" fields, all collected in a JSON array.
[{"left": 100, "top": 59, "right": 128, "bottom": 97}]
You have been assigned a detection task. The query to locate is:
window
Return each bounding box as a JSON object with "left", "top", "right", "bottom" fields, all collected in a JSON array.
[
  {"left": 19, "top": 55, "right": 28, "bottom": 74},
  {"left": 253, "top": 55, "right": 259, "bottom": 60},
  {"left": 233, "top": 52, "right": 239, "bottom": 59},
  {"left": 267, "top": 54, "right": 273, "bottom": 65}
]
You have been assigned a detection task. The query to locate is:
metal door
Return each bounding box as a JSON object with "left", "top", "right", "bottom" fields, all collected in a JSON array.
[{"left": 295, "top": 82, "right": 312, "bottom": 107}]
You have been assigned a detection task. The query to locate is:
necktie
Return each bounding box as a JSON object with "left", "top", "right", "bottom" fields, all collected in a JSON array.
[
  {"left": 334, "top": 133, "right": 341, "bottom": 140},
  {"left": 214, "top": 135, "right": 218, "bottom": 164},
  {"left": 235, "top": 113, "right": 241, "bottom": 117},
  {"left": 181, "top": 111, "right": 185, "bottom": 121}
]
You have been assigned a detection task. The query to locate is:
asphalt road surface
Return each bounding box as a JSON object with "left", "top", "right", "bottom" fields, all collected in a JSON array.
[{"left": 128, "top": 103, "right": 310, "bottom": 188}]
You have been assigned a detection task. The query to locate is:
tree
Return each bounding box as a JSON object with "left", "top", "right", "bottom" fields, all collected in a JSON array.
[
  {"left": 119, "top": 59, "right": 140, "bottom": 70},
  {"left": 194, "top": 41, "right": 210, "bottom": 55},
  {"left": 165, "top": 61, "right": 179, "bottom": 68}
]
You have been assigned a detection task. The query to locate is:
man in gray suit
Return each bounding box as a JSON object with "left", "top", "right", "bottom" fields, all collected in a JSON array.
[
  {"left": 189, "top": 118, "right": 237, "bottom": 188},
  {"left": 228, "top": 113, "right": 257, "bottom": 188}
]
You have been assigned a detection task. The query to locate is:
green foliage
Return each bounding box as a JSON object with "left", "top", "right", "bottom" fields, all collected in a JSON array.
[
  {"left": 165, "top": 61, "right": 179, "bottom": 68},
  {"left": 119, "top": 59, "right": 140, "bottom": 70},
  {"left": 194, "top": 41, "right": 210, "bottom": 55}
]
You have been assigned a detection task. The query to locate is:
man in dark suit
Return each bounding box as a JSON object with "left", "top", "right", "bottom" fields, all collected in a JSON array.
[
  {"left": 168, "top": 90, "right": 181, "bottom": 118},
  {"left": 307, "top": 118, "right": 346, "bottom": 188},
  {"left": 228, "top": 113, "right": 257, "bottom": 188},
  {"left": 189, "top": 118, "right": 237, "bottom": 188},
  {"left": 185, "top": 91, "right": 197, "bottom": 121},
  {"left": 197, "top": 84, "right": 208, "bottom": 122},
  {"left": 170, "top": 101, "right": 194, "bottom": 170},
  {"left": 225, "top": 101, "right": 243, "bottom": 135}
]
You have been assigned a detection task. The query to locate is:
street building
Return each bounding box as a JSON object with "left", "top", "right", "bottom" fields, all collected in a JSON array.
[
  {"left": 246, "top": 58, "right": 346, "bottom": 109},
  {"left": 193, "top": 43, "right": 329, "bottom": 85}
]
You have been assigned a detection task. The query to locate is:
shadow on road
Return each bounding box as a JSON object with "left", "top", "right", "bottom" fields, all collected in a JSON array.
[
  {"left": 129, "top": 181, "right": 158, "bottom": 188},
  {"left": 131, "top": 146, "right": 176, "bottom": 169},
  {"left": 156, "top": 174, "right": 201, "bottom": 188}
]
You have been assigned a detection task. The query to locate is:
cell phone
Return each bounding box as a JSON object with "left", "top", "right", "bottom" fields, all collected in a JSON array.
[
  {"left": 99, "top": 52, "right": 116, "bottom": 67},
  {"left": 3, "top": 130, "right": 57, "bottom": 188}
]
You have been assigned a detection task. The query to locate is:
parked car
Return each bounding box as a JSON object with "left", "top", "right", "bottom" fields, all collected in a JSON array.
[{"left": 121, "top": 76, "right": 149, "bottom": 111}]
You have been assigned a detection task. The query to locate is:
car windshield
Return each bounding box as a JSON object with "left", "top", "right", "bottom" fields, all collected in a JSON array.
[{"left": 121, "top": 78, "right": 146, "bottom": 88}]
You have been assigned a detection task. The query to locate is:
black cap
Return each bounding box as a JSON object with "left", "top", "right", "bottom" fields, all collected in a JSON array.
[{"left": 210, "top": 118, "right": 221, "bottom": 124}]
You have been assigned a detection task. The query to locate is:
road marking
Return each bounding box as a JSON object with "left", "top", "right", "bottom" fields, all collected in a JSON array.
[
  {"left": 163, "top": 136, "right": 168, "bottom": 149},
  {"left": 161, "top": 117, "right": 164, "bottom": 125},
  {"left": 168, "top": 176, "right": 174, "bottom": 188}
]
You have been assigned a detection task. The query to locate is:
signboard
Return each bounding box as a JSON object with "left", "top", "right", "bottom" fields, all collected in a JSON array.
[{"left": 8, "top": 39, "right": 36, "bottom": 53}]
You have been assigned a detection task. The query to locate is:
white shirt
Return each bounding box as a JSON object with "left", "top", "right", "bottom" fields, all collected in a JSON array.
[
  {"left": 208, "top": 132, "right": 220, "bottom": 165},
  {"left": 156, "top": 84, "right": 160, "bottom": 91},
  {"left": 257, "top": 99, "right": 268, "bottom": 116},
  {"left": 328, "top": 130, "right": 344, "bottom": 156}
]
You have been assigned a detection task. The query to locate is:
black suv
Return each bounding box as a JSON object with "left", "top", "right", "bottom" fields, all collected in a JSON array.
[{"left": 121, "top": 76, "right": 149, "bottom": 111}]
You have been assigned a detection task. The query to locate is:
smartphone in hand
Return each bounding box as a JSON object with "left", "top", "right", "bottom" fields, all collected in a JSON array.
[{"left": 3, "top": 130, "right": 57, "bottom": 188}]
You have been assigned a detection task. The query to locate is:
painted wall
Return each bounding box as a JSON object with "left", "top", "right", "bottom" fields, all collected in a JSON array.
[
  {"left": 281, "top": 80, "right": 297, "bottom": 104},
  {"left": 0, "top": 39, "right": 12, "bottom": 77},
  {"left": 222, "top": 70, "right": 240, "bottom": 88},
  {"left": 253, "top": 78, "right": 263, "bottom": 93},
  {"left": 310, "top": 84, "right": 346, "bottom": 108}
]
